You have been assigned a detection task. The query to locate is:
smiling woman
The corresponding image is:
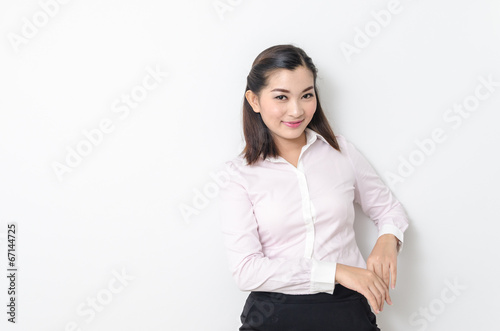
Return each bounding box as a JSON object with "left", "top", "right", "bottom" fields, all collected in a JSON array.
[
  {"left": 218, "top": 44, "right": 409, "bottom": 331},
  {"left": 241, "top": 45, "right": 340, "bottom": 168},
  {"left": 244, "top": 66, "right": 317, "bottom": 168}
]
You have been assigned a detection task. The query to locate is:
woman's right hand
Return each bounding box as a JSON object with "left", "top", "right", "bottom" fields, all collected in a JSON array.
[{"left": 334, "top": 263, "right": 392, "bottom": 314}]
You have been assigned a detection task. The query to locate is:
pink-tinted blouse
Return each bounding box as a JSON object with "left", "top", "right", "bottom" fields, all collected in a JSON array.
[{"left": 217, "top": 128, "right": 409, "bottom": 295}]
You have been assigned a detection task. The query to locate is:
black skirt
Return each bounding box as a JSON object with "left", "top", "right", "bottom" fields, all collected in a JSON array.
[{"left": 239, "top": 285, "right": 380, "bottom": 331}]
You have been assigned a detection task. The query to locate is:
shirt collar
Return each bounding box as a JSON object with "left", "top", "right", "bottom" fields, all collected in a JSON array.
[{"left": 264, "top": 127, "right": 328, "bottom": 163}]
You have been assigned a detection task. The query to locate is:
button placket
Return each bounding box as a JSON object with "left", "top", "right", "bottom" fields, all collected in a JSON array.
[{"left": 295, "top": 160, "right": 315, "bottom": 259}]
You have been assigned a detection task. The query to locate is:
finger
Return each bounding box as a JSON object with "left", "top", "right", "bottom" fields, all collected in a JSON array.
[
  {"left": 385, "top": 284, "right": 393, "bottom": 306},
  {"left": 376, "top": 270, "right": 393, "bottom": 305},
  {"left": 391, "top": 262, "right": 398, "bottom": 290},
  {"left": 376, "top": 274, "right": 392, "bottom": 307},
  {"left": 364, "top": 290, "right": 380, "bottom": 314},
  {"left": 371, "top": 280, "right": 387, "bottom": 311},
  {"left": 375, "top": 278, "right": 392, "bottom": 305},
  {"left": 371, "top": 278, "right": 387, "bottom": 312}
]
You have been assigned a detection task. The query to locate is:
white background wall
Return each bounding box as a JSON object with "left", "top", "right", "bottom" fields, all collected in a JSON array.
[{"left": 1, "top": 0, "right": 499, "bottom": 330}]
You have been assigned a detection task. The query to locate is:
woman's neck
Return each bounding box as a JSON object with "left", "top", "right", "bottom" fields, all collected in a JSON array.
[{"left": 273, "top": 131, "right": 307, "bottom": 167}]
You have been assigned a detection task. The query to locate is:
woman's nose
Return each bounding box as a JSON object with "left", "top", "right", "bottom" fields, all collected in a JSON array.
[{"left": 289, "top": 100, "right": 304, "bottom": 117}]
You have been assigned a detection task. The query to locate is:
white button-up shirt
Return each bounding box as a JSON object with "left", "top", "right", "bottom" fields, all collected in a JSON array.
[{"left": 217, "top": 128, "right": 409, "bottom": 295}]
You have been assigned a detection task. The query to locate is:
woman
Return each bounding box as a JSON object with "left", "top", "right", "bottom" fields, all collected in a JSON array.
[{"left": 218, "top": 44, "right": 409, "bottom": 331}]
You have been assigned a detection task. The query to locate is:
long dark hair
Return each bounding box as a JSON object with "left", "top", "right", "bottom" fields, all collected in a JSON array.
[{"left": 242, "top": 44, "right": 341, "bottom": 165}]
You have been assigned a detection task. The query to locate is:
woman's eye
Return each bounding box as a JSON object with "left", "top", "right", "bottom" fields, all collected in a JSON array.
[
  {"left": 303, "top": 93, "right": 314, "bottom": 99},
  {"left": 275, "top": 95, "right": 287, "bottom": 100}
]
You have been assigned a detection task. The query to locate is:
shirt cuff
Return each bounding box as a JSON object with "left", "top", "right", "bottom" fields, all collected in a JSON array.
[
  {"left": 310, "top": 259, "right": 337, "bottom": 294},
  {"left": 378, "top": 224, "right": 405, "bottom": 253}
]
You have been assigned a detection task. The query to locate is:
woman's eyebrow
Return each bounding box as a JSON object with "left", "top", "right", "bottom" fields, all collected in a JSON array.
[{"left": 270, "top": 86, "right": 314, "bottom": 93}]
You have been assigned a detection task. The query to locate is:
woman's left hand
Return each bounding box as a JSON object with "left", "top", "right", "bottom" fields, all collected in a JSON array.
[{"left": 366, "top": 234, "right": 399, "bottom": 295}]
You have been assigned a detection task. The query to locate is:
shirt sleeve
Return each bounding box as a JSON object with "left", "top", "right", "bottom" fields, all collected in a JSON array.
[
  {"left": 338, "top": 135, "right": 410, "bottom": 251},
  {"left": 217, "top": 160, "right": 337, "bottom": 295}
]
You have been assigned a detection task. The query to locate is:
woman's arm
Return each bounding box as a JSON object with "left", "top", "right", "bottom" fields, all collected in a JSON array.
[
  {"left": 337, "top": 135, "right": 409, "bottom": 308},
  {"left": 338, "top": 134, "right": 409, "bottom": 249}
]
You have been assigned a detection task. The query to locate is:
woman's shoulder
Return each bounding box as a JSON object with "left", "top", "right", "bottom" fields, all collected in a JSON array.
[
  {"left": 332, "top": 133, "right": 362, "bottom": 159},
  {"left": 333, "top": 132, "right": 350, "bottom": 151},
  {"left": 218, "top": 153, "right": 251, "bottom": 182},
  {"left": 334, "top": 132, "right": 347, "bottom": 144}
]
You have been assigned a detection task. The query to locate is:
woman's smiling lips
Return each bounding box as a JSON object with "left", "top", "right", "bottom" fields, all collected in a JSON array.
[{"left": 282, "top": 120, "right": 303, "bottom": 128}]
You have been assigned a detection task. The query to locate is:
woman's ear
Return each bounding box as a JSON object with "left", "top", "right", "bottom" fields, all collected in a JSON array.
[{"left": 245, "top": 90, "right": 261, "bottom": 113}]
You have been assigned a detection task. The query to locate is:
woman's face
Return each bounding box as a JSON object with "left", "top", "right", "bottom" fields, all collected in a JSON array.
[{"left": 246, "top": 66, "right": 317, "bottom": 150}]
